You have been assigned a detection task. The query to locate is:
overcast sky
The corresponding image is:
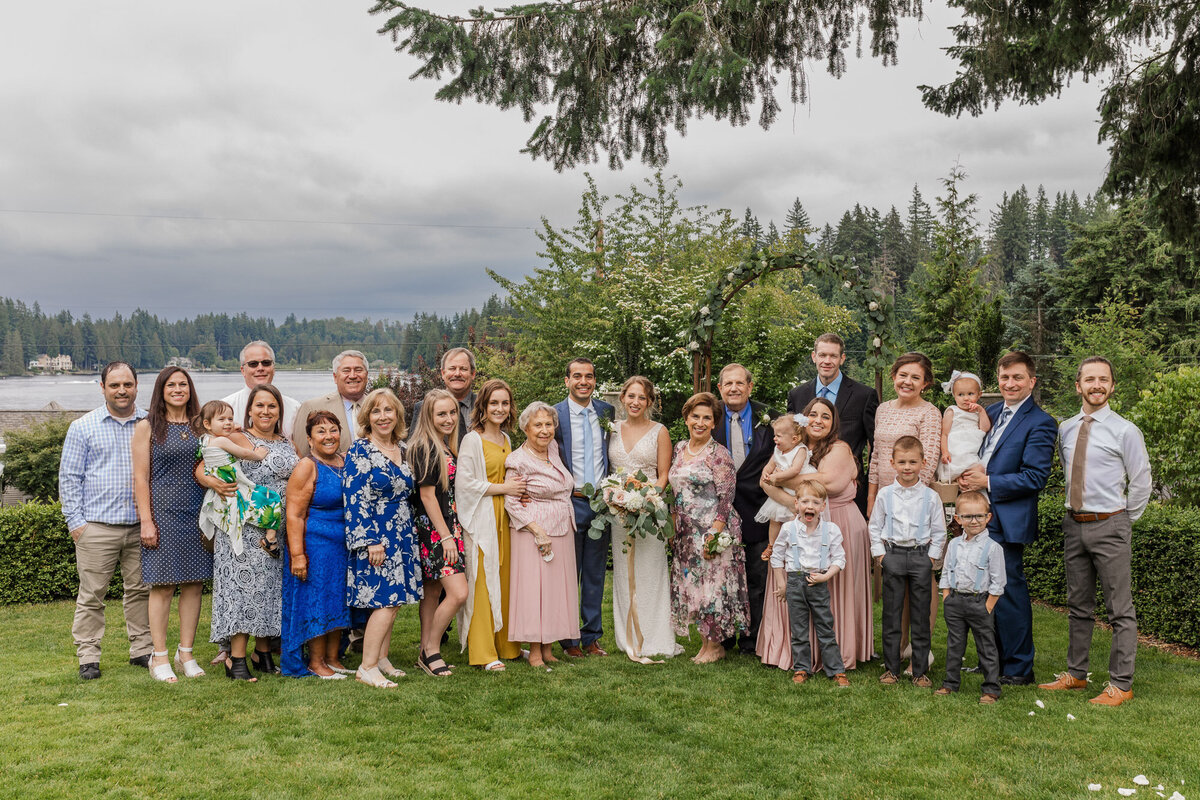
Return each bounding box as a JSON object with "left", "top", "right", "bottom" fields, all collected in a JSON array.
[{"left": 0, "top": 1, "right": 1109, "bottom": 322}]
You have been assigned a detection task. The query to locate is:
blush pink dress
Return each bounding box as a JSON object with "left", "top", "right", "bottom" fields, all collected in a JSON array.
[{"left": 503, "top": 445, "right": 580, "bottom": 644}]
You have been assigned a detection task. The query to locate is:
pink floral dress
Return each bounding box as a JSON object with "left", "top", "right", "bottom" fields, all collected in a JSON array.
[{"left": 668, "top": 440, "right": 750, "bottom": 641}]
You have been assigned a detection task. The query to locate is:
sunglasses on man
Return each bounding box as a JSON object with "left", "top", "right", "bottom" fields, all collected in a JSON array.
[{"left": 244, "top": 359, "right": 273, "bottom": 368}]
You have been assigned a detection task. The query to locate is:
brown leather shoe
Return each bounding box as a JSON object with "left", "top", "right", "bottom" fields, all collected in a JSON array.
[
  {"left": 912, "top": 674, "right": 933, "bottom": 689},
  {"left": 792, "top": 670, "right": 810, "bottom": 684},
  {"left": 979, "top": 693, "right": 999, "bottom": 705},
  {"left": 934, "top": 686, "right": 953, "bottom": 696},
  {"left": 562, "top": 646, "right": 586, "bottom": 658},
  {"left": 833, "top": 673, "right": 850, "bottom": 688},
  {"left": 583, "top": 642, "right": 608, "bottom": 656},
  {"left": 1038, "top": 672, "right": 1088, "bottom": 691},
  {"left": 1089, "top": 683, "right": 1133, "bottom": 706},
  {"left": 879, "top": 671, "right": 899, "bottom": 685}
]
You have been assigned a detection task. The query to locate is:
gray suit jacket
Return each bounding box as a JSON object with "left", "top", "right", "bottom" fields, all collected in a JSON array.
[{"left": 292, "top": 391, "right": 358, "bottom": 456}]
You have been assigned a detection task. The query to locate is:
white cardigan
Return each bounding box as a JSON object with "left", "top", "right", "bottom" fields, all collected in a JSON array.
[{"left": 454, "top": 430, "right": 507, "bottom": 651}]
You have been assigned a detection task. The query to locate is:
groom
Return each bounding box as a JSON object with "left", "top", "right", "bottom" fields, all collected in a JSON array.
[{"left": 555, "top": 357, "right": 615, "bottom": 657}]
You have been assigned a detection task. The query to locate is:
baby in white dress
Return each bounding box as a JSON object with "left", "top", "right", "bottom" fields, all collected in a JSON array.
[
  {"left": 756, "top": 415, "right": 818, "bottom": 555},
  {"left": 937, "top": 371, "right": 993, "bottom": 481}
]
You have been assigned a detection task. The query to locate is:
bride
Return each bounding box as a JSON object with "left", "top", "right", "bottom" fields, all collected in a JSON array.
[{"left": 609, "top": 376, "right": 681, "bottom": 662}]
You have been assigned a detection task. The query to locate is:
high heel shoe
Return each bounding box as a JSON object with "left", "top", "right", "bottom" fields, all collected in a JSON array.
[
  {"left": 225, "top": 656, "right": 257, "bottom": 682},
  {"left": 174, "top": 646, "right": 205, "bottom": 678},
  {"left": 250, "top": 649, "right": 279, "bottom": 675},
  {"left": 150, "top": 650, "right": 177, "bottom": 683}
]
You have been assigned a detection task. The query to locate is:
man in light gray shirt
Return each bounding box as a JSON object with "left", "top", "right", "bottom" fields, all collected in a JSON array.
[
  {"left": 223, "top": 341, "right": 301, "bottom": 438},
  {"left": 1039, "top": 356, "right": 1151, "bottom": 707}
]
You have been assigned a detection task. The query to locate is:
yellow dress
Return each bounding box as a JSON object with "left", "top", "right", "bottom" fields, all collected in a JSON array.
[{"left": 466, "top": 437, "right": 522, "bottom": 663}]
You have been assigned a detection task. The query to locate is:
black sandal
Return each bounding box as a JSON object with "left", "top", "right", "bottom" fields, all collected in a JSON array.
[
  {"left": 418, "top": 650, "right": 453, "bottom": 677},
  {"left": 250, "top": 649, "right": 279, "bottom": 675},
  {"left": 259, "top": 535, "right": 281, "bottom": 559},
  {"left": 225, "top": 656, "right": 257, "bottom": 682}
]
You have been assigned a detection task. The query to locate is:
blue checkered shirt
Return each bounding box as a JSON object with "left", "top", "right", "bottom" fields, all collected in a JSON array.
[{"left": 58, "top": 405, "right": 147, "bottom": 531}]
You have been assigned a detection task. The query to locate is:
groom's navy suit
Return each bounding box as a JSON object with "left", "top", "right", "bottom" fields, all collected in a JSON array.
[
  {"left": 555, "top": 397, "right": 615, "bottom": 649},
  {"left": 982, "top": 395, "right": 1057, "bottom": 680}
]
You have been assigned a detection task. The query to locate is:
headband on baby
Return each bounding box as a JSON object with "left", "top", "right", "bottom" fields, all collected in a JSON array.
[
  {"left": 794, "top": 414, "right": 809, "bottom": 427},
  {"left": 942, "top": 370, "right": 982, "bottom": 394}
]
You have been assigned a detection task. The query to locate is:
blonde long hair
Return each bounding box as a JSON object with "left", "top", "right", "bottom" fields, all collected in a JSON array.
[{"left": 406, "top": 388, "right": 459, "bottom": 492}]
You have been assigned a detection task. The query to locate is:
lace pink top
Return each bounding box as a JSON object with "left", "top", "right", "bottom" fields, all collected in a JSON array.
[{"left": 867, "top": 399, "right": 942, "bottom": 486}]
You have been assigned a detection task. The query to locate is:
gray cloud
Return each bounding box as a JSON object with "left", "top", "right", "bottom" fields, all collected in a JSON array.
[{"left": 0, "top": 2, "right": 1109, "bottom": 320}]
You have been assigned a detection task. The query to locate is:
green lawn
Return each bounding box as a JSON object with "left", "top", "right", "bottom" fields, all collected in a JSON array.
[{"left": 1, "top": 583, "right": 1196, "bottom": 800}]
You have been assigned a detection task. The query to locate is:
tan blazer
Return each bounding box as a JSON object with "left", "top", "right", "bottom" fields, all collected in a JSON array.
[{"left": 292, "top": 391, "right": 361, "bottom": 456}]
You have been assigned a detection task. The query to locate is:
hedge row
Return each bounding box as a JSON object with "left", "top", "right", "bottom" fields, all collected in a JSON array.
[
  {"left": 3, "top": 497, "right": 1199, "bottom": 646},
  {"left": 0, "top": 501, "right": 122, "bottom": 604},
  {"left": 1026, "top": 494, "right": 1200, "bottom": 648}
]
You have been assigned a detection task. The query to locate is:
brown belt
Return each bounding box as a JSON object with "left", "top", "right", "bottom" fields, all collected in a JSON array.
[
  {"left": 1070, "top": 509, "right": 1125, "bottom": 523},
  {"left": 572, "top": 490, "right": 588, "bottom": 499}
]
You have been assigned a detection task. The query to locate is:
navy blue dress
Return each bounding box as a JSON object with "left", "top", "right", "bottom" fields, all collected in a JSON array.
[
  {"left": 282, "top": 458, "right": 352, "bottom": 677},
  {"left": 343, "top": 439, "right": 422, "bottom": 609},
  {"left": 142, "top": 422, "right": 212, "bottom": 585}
]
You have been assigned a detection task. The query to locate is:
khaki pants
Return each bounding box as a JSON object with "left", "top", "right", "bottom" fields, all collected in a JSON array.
[{"left": 73, "top": 522, "right": 152, "bottom": 663}]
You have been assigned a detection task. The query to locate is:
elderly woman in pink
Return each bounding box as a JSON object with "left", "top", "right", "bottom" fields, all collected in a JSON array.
[{"left": 504, "top": 401, "right": 580, "bottom": 670}]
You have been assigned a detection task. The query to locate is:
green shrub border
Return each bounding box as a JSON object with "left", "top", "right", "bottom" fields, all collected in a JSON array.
[{"left": 0, "top": 501, "right": 122, "bottom": 604}]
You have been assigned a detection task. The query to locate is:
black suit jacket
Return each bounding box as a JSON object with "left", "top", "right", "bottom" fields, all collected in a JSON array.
[
  {"left": 787, "top": 373, "right": 878, "bottom": 469},
  {"left": 712, "top": 399, "right": 777, "bottom": 546}
]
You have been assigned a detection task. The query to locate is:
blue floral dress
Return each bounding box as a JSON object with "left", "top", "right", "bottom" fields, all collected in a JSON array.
[{"left": 343, "top": 439, "right": 422, "bottom": 609}]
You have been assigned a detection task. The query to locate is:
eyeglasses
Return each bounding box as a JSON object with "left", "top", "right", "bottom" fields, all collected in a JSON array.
[
  {"left": 955, "top": 513, "right": 988, "bottom": 522},
  {"left": 243, "top": 360, "right": 274, "bottom": 368}
]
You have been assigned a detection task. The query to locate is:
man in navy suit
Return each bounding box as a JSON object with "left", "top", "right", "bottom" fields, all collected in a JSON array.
[
  {"left": 787, "top": 333, "right": 879, "bottom": 518},
  {"left": 958, "top": 351, "right": 1058, "bottom": 684},
  {"left": 554, "top": 357, "right": 615, "bottom": 657},
  {"left": 712, "top": 363, "right": 777, "bottom": 654}
]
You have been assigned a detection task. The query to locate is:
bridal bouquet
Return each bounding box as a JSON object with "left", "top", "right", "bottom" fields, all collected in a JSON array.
[
  {"left": 585, "top": 470, "right": 675, "bottom": 549},
  {"left": 702, "top": 528, "right": 735, "bottom": 558}
]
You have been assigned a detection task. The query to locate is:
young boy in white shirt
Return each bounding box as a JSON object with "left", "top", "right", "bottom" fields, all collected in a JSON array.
[{"left": 770, "top": 479, "right": 850, "bottom": 687}]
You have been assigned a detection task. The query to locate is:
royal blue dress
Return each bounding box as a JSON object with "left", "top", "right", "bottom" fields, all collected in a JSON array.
[
  {"left": 343, "top": 439, "right": 422, "bottom": 610},
  {"left": 281, "top": 458, "right": 351, "bottom": 677}
]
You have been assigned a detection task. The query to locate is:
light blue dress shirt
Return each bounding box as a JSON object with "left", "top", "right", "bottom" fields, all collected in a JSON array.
[
  {"left": 58, "top": 405, "right": 148, "bottom": 531},
  {"left": 816, "top": 371, "right": 844, "bottom": 405}
]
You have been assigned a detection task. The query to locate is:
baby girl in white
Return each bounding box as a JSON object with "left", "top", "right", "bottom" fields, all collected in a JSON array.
[
  {"left": 756, "top": 414, "right": 819, "bottom": 555},
  {"left": 937, "top": 370, "right": 992, "bottom": 481}
]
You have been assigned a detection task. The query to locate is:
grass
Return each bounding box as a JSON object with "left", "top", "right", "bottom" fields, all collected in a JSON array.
[{"left": 1, "top": 583, "right": 1197, "bottom": 800}]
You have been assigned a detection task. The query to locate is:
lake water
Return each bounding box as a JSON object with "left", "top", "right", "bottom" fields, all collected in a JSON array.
[{"left": 0, "top": 372, "right": 346, "bottom": 410}]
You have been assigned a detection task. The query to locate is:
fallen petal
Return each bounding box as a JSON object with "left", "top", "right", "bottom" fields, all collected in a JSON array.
[
  {"left": 1088, "top": 785, "right": 1103, "bottom": 792},
  {"left": 1157, "top": 787, "right": 1165, "bottom": 791},
  {"left": 57, "top": 702, "right": 68, "bottom": 707},
  {"left": 1028, "top": 711, "right": 1036, "bottom": 716},
  {"left": 1136, "top": 777, "right": 1150, "bottom": 786},
  {"left": 1169, "top": 793, "right": 1184, "bottom": 800},
  {"left": 1067, "top": 714, "right": 1077, "bottom": 721},
  {"left": 1035, "top": 699, "right": 1045, "bottom": 709},
  {"left": 1118, "top": 789, "right": 1136, "bottom": 797}
]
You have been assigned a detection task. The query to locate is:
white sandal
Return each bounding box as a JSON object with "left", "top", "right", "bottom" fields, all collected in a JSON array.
[
  {"left": 174, "top": 646, "right": 205, "bottom": 678},
  {"left": 150, "top": 650, "right": 177, "bottom": 683},
  {"left": 377, "top": 657, "right": 406, "bottom": 679},
  {"left": 483, "top": 660, "right": 506, "bottom": 672},
  {"left": 355, "top": 665, "right": 397, "bottom": 689}
]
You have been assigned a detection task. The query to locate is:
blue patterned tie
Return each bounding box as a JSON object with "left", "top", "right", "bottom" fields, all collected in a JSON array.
[
  {"left": 819, "top": 386, "right": 831, "bottom": 401},
  {"left": 582, "top": 407, "right": 595, "bottom": 487},
  {"left": 980, "top": 407, "right": 1012, "bottom": 458}
]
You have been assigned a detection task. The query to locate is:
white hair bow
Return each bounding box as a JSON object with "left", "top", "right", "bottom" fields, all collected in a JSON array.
[
  {"left": 942, "top": 370, "right": 982, "bottom": 394},
  {"left": 793, "top": 414, "right": 809, "bottom": 427}
]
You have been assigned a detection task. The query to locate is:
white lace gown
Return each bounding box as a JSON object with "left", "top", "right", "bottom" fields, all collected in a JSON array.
[{"left": 609, "top": 421, "right": 682, "bottom": 660}]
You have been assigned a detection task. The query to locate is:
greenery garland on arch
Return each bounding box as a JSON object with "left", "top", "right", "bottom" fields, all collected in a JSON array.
[{"left": 686, "top": 246, "right": 894, "bottom": 396}]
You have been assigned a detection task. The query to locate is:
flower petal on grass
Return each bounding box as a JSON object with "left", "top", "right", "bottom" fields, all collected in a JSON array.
[
  {"left": 1035, "top": 699, "right": 1045, "bottom": 709},
  {"left": 1028, "top": 711, "right": 1036, "bottom": 716},
  {"left": 1118, "top": 789, "right": 1136, "bottom": 797},
  {"left": 57, "top": 703, "right": 68, "bottom": 707},
  {"left": 1088, "top": 785, "right": 1102, "bottom": 792},
  {"left": 1169, "top": 793, "right": 1185, "bottom": 800},
  {"left": 1136, "top": 777, "right": 1150, "bottom": 786},
  {"left": 1067, "top": 714, "right": 1076, "bottom": 721}
]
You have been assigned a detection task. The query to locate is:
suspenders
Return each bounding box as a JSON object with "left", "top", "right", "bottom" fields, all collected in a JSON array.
[
  {"left": 788, "top": 521, "right": 832, "bottom": 571},
  {"left": 883, "top": 485, "right": 932, "bottom": 544},
  {"left": 945, "top": 536, "right": 995, "bottom": 592}
]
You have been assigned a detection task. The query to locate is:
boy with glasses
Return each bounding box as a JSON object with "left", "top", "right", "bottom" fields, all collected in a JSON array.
[{"left": 936, "top": 491, "right": 1007, "bottom": 703}]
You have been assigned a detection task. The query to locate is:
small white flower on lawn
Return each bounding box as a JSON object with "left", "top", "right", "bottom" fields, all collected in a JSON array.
[
  {"left": 1028, "top": 711, "right": 1035, "bottom": 716},
  {"left": 1136, "top": 777, "right": 1150, "bottom": 786},
  {"left": 1088, "top": 785, "right": 1102, "bottom": 792},
  {"left": 1117, "top": 789, "right": 1135, "bottom": 797},
  {"left": 1036, "top": 699, "right": 1045, "bottom": 709},
  {"left": 1067, "top": 714, "right": 1076, "bottom": 721}
]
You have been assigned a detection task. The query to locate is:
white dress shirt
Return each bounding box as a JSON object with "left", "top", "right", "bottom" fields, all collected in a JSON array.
[
  {"left": 223, "top": 386, "right": 302, "bottom": 439},
  {"left": 770, "top": 519, "right": 846, "bottom": 573},
  {"left": 939, "top": 532, "right": 1007, "bottom": 595},
  {"left": 567, "top": 396, "right": 605, "bottom": 490},
  {"left": 1058, "top": 404, "right": 1152, "bottom": 521},
  {"left": 868, "top": 480, "right": 947, "bottom": 559}
]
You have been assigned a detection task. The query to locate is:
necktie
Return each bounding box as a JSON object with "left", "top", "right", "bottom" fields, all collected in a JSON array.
[
  {"left": 347, "top": 402, "right": 359, "bottom": 438},
  {"left": 1068, "top": 415, "right": 1094, "bottom": 512},
  {"left": 730, "top": 413, "right": 746, "bottom": 470},
  {"left": 582, "top": 407, "right": 595, "bottom": 487},
  {"left": 819, "top": 386, "right": 831, "bottom": 400},
  {"left": 980, "top": 407, "right": 1012, "bottom": 458}
]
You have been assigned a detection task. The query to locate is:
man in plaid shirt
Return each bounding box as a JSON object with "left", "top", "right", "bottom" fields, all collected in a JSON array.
[{"left": 58, "top": 361, "right": 151, "bottom": 680}]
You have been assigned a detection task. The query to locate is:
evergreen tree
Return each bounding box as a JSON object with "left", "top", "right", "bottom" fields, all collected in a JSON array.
[
  {"left": 741, "top": 208, "right": 763, "bottom": 248},
  {"left": 987, "top": 187, "right": 1032, "bottom": 282},
  {"left": 785, "top": 198, "right": 812, "bottom": 240},
  {"left": 908, "top": 166, "right": 991, "bottom": 380},
  {"left": 2, "top": 328, "right": 25, "bottom": 375}
]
